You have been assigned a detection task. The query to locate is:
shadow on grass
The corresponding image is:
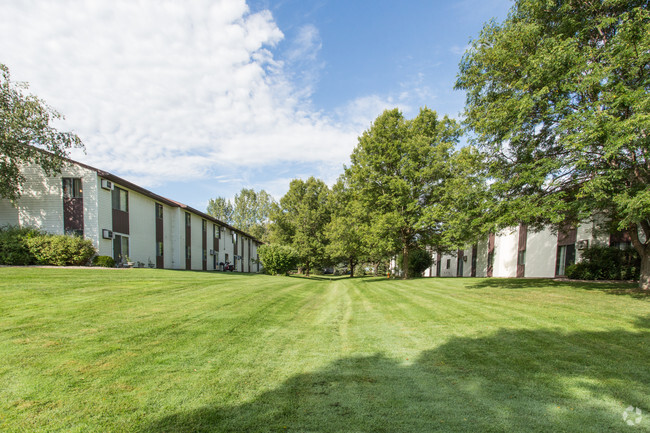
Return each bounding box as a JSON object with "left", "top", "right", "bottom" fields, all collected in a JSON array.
[
  {"left": 141, "top": 319, "right": 650, "bottom": 432},
  {"left": 467, "top": 278, "right": 648, "bottom": 298}
]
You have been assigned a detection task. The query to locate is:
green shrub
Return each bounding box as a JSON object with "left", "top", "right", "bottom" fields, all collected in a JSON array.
[
  {"left": 258, "top": 244, "right": 298, "bottom": 275},
  {"left": 0, "top": 225, "right": 42, "bottom": 265},
  {"left": 397, "top": 248, "right": 433, "bottom": 277},
  {"left": 25, "top": 234, "right": 96, "bottom": 266},
  {"left": 92, "top": 255, "right": 115, "bottom": 268},
  {"left": 567, "top": 245, "right": 640, "bottom": 280}
]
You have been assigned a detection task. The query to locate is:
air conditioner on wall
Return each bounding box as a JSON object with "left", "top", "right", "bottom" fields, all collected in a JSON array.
[
  {"left": 102, "top": 229, "right": 113, "bottom": 239},
  {"left": 209, "top": 249, "right": 216, "bottom": 255},
  {"left": 577, "top": 240, "right": 589, "bottom": 250},
  {"left": 101, "top": 179, "right": 114, "bottom": 190}
]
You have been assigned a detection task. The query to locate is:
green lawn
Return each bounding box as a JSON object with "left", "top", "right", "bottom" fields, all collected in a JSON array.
[{"left": 0, "top": 268, "right": 648, "bottom": 432}]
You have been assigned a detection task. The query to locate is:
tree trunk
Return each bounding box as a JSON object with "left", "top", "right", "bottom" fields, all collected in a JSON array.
[
  {"left": 372, "top": 261, "right": 379, "bottom": 276},
  {"left": 640, "top": 252, "right": 650, "bottom": 290},
  {"left": 402, "top": 244, "right": 409, "bottom": 279},
  {"left": 628, "top": 223, "right": 649, "bottom": 290},
  {"left": 305, "top": 262, "right": 310, "bottom": 277},
  {"left": 349, "top": 259, "right": 355, "bottom": 278}
]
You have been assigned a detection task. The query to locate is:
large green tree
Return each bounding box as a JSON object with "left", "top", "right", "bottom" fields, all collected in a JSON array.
[
  {"left": 206, "top": 197, "right": 234, "bottom": 225},
  {"left": 456, "top": 0, "right": 650, "bottom": 288},
  {"left": 270, "top": 177, "right": 331, "bottom": 276},
  {"left": 1, "top": 64, "right": 83, "bottom": 201},
  {"left": 207, "top": 188, "right": 275, "bottom": 242},
  {"left": 345, "top": 108, "right": 461, "bottom": 278},
  {"left": 325, "top": 180, "right": 368, "bottom": 278}
]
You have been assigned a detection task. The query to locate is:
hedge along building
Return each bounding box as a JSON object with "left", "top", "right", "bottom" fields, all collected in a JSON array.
[
  {"left": 422, "top": 220, "right": 632, "bottom": 278},
  {"left": 0, "top": 157, "right": 262, "bottom": 271}
]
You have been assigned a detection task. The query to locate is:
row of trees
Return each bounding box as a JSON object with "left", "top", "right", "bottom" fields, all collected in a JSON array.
[
  {"left": 3, "top": 1, "right": 649, "bottom": 287},
  {"left": 216, "top": 0, "right": 650, "bottom": 287},
  {"left": 219, "top": 108, "right": 486, "bottom": 278}
]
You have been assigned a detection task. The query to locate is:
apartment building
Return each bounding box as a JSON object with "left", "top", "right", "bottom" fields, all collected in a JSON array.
[{"left": 0, "top": 159, "right": 262, "bottom": 271}]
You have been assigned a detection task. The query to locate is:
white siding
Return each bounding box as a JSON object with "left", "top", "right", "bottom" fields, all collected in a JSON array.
[
  {"left": 0, "top": 163, "right": 98, "bottom": 241},
  {"left": 493, "top": 228, "right": 518, "bottom": 278},
  {"left": 166, "top": 208, "right": 182, "bottom": 269},
  {"left": 524, "top": 227, "right": 558, "bottom": 278},
  {"left": 190, "top": 214, "right": 205, "bottom": 270},
  {"left": 126, "top": 188, "right": 157, "bottom": 266},
  {"left": 0, "top": 200, "right": 19, "bottom": 226}
]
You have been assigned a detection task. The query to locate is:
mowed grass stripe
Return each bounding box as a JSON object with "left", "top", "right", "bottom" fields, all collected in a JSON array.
[{"left": 0, "top": 268, "right": 648, "bottom": 432}]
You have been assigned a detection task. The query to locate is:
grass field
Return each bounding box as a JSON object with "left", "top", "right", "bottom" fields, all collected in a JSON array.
[{"left": 0, "top": 268, "right": 648, "bottom": 432}]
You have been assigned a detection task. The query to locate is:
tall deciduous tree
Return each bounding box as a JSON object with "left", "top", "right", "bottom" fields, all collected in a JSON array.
[
  {"left": 455, "top": 0, "right": 650, "bottom": 289},
  {"left": 326, "top": 180, "right": 368, "bottom": 277},
  {"left": 206, "top": 197, "right": 234, "bottom": 225},
  {"left": 1, "top": 64, "right": 83, "bottom": 201},
  {"left": 207, "top": 188, "right": 275, "bottom": 242},
  {"left": 271, "top": 177, "right": 331, "bottom": 276},
  {"left": 345, "top": 108, "right": 461, "bottom": 278}
]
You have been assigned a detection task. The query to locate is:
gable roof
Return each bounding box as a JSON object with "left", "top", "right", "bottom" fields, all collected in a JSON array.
[{"left": 64, "top": 157, "right": 263, "bottom": 244}]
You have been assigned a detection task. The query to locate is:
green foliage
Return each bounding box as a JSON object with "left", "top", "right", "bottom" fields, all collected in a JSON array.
[
  {"left": 0, "top": 64, "right": 83, "bottom": 201},
  {"left": 344, "top": 107, "right": 461, "bottom": 278},
  {"left": 207, "top": 188, "right": 275, "bottom": 242},
  {"left": 270, "top": 177, "right": 331, "bottom": 275},
  {"left": 25, "top": 234, "right": 96, "bottom": 266},
  {"left": 257, "top": 244, "right": 299, "bottom": 275},
  {"left": 456, "top": 0, "right": 650, "bottom": 287},
  {"left": 325, "top": 180, "right": 370, "bottom": 277},
  {"left": 566, "top": 245, "right": 640, "bottom": 281},
  {"left": 0, "top": 225, "right": 42, "bottom": 265},
  {"left": 408, "top": 248, "right": 434, "bottom": 277},
  {"left": 397, "top": 248, "right": 433, "bottom": 278},
  {"left": 92, "top": 255, "right": 116, "bottom": 268},
  {"left": 206, "top": 197, "right": 234, "bottom": 224}
]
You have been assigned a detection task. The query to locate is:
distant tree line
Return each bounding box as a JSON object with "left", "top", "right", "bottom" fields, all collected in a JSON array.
[{"left": 208, "top": 0, "right": 650, "bottom": 287}]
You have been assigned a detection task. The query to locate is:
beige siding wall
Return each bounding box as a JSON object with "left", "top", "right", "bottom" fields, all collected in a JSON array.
[
  {"left": 0, "top": 163, "right": 98, "bottom": 244},
  {"left": 493, "top": 228, "right": 518, "bottom": 278},
  {"left": 525, "top": 227, "right": 558, "bottom": 278}
]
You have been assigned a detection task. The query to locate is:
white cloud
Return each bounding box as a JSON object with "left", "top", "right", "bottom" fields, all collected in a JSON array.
[{"left": 0, "top": 0, "right": 366, "bottom": 187}]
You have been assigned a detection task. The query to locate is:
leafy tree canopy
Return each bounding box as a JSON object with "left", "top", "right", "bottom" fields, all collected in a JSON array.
[
  {"left": 456, "top": 0, "right": 650, "bottom": 288},
  {"left": 1, "top": 63, "right": 83, "bottom": 201},
  {"left": 344, "top": 107, "right": 461, "bottom": 278},
  {"left": 270, "top": 177, "right": 331, "bottom": 276},
  {"left": 207, "top": 188, "right": 275, "bottom": 242}
]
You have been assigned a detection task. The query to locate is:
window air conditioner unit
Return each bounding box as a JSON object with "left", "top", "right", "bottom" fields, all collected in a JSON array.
[
  {"left": 577, "top": 240, "right": 589, "bottom": 250},
  {"left": 101, "top": 179, "right": 114, "bottom": 190},
  {"left": 102, "top": 229, "right": 113, "bottom": 239},
  {"left": 209, "top": 249, "right": 216, "bottom": 255}
]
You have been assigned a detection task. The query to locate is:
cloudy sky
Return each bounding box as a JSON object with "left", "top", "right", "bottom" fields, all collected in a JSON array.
[{"left": 1, "top": 0, "right": 511, "bottom": 209}]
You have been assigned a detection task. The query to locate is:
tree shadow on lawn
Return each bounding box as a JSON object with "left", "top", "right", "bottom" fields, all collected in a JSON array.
[
  {"left": 141, "top": 318, "right": 650, "bottom": 432},
  {"left": 468, "top": 278, "right": 647, "bottom": 298}
]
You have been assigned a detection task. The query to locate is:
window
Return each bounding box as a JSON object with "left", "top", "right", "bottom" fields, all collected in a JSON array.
[
  {"left": 517, "top": 250, "right": 526, "bottom": 266},
  {"left": 202, "top": 249, "right": 207, "bottom": 261},
  {"left": 185, "top": 212, "right": 191, "bottom": 227},
  {"left": 113, "top": 234, "right": 129, "bottom": 262},
  {"left": 156, "top": 241, "right": 163, "bottom": 257},
  {"left": 156, "top": 203, "right": 163, "bottom": 219},
  {"left": 186, "top": 245, "right": 191, "bottom": 260},
  {"left": 214, "top": 224, "right": 220, "bottom": 239},
  {"left": 62, "top": 178, "right": 83, "bottom": 198},
  {"left": 556, "top": 244, "right": 576, "bottom": 276},
  {"left": 232, "top": 232, "right": 237, "bottom": 244},
  {"left": 202, "top": 220, "right": 207, "bottom": 232},
  {"left": 446, "top": 259, "right": 451, "bottom": 269},
  {"left": 112, "top": 187, "right": 128, "bottom": 212}
]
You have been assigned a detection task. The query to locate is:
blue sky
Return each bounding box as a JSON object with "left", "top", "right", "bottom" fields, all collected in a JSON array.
[{"left": 0, "top": 0, "right": 512, "bottom": 210}]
